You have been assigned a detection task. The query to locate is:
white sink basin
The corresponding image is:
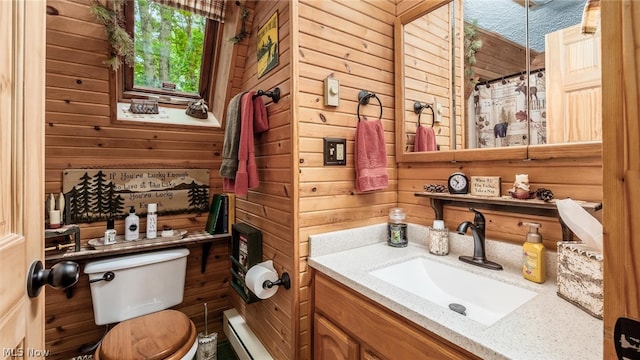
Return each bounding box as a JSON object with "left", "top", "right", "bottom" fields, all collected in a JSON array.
[{"left": 369, "top": 257, "right": 537, "bottom": 326}]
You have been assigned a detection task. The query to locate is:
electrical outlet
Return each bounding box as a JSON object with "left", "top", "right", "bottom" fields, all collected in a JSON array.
[{"left": 323, "top": 138, "right": 346, "bottom": 165}]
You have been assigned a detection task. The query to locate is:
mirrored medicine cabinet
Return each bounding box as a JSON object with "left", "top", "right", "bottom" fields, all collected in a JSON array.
[{"left": 394, "top": 0, "right": 602, "bottom": 163}]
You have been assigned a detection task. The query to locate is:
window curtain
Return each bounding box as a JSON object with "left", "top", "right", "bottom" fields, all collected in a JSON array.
[{"left": 151, "top": 0, "right": 225, "bottom": 22}]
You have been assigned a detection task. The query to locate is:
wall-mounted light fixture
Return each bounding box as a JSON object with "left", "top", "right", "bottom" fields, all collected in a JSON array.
[{"left": 26, "top": 260, "right": 79, "bottom": 298}]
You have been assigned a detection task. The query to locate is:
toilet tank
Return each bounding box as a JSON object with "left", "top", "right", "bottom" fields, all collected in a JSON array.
[{"left": 84, "top": 248, "right": 190, "bottom": 325}]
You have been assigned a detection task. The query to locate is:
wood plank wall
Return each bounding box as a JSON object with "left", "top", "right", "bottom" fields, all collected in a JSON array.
[
  {"left": 43, "top": 0, "right": 248, "bottom": 358},
  {"left": 398, "top": 157, "right": 603, "bottom": 250},
  {"left": 602, "top": 0, "right": 639, "bottom": 357},
  {"left": 403, "top": 4, "right": 456, "bottom": 151},
  {"left": 44, "top": 241, "right": 229, "bottom": 359},
  {"left": 296, "top": 1, "right": 398, "bottom": 359},
  {"left": 41, "top": 1, "right": 607, "bottom": 360},
  {"left": 295, "top": 1, "right": 603, "bottom": 359},
  {"left": 227, "top": 1, "right": 296, "bottom": 360}
]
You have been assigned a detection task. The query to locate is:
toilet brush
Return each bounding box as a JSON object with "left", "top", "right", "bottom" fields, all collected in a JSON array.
[{"left": 197, "top": 302, "right": 217, "bottom": 360}]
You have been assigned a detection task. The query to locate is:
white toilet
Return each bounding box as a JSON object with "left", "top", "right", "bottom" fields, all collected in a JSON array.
[{"left": 84, "top": 248, "right": 198, "bottom": 360}]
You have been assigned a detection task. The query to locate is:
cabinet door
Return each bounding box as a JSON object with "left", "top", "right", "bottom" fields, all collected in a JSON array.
[
  {"left": 361, "top": 347, "right": 387, "bottom": 360},
  {"left": 314, "top": 314, "right": 359, "bottom": 360}
]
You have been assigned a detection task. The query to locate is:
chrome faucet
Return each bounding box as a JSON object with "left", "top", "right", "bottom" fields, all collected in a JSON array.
[{"left": 456, "top": 208, "right": 503, "bottom": 270}]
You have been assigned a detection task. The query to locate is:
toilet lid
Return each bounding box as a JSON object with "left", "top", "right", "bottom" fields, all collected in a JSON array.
[{"left": 97, "top": 310, "right": 196, "bottom": 360}]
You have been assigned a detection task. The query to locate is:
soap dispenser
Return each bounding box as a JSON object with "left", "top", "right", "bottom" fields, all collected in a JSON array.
[
  {"left": 522, "top": 222, "right": 546, "bottom": 283},
  {"left": 125, "top": 206, "right": 140, "bottom": 241}
]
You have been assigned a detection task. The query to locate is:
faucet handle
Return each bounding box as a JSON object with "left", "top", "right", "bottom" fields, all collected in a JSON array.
[{"left": 469, "top": 208, "right": 485, "bottom": 226}]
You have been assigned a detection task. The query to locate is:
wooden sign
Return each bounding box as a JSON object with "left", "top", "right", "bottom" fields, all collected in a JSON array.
[
  {"left": 62, "top": 169, "right": 210, "bottom": 223},
  {"left": 470, "top": 176, "right": 501, "bottom": 197}
]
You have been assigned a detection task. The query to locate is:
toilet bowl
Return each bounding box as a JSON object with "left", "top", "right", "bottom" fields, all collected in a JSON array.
[
  {"left": 94, "top": 310, "right": 197, "bottom": 360},
  {"left": 85, "top": 249, "right": 196, "bottom": 360}
]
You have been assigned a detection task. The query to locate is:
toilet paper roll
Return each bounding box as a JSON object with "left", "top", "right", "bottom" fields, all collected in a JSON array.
[{"left": 245, "top": 260, "right": 279, "bottom": 299}]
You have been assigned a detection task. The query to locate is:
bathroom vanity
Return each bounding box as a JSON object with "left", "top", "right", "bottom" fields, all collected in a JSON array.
[
  {"left": 308, "top": 224, "right": 603, "bottom": 360},
  {"left": 314, "top": 271, "right": 480, "bottom": 360}
]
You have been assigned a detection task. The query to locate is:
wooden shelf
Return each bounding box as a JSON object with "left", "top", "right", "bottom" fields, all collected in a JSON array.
[
  {"left": 45, "top": 231, "right": 230, "bottom": 262},
  {"left": 414, "top": 192, "right": 602, "bottom": 241}
]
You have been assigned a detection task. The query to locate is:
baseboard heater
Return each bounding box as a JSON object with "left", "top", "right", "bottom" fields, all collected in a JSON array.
[{"left": 223, "top": 308, "right": 274, "bottom": 360}]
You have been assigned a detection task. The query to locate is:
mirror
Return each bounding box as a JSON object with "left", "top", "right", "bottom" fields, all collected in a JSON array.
[{"left": 395, "top": 0, "right": 602, "bottom": 162}]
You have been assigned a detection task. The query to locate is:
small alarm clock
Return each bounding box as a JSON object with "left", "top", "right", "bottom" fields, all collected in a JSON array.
[{"left": 448, "top": 172, "right": 469, "bottom": 194}]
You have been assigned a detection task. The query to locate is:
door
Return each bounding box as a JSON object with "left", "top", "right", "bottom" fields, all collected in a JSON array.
[
  {"left": 545, "top": 23, "right": 602, "bottom": 144},
  {"left": 0, "top": 0, "right": 46, "bottom": 356},
  {"left": 313, "top": 314, "right": 358, "bottom": 360}
]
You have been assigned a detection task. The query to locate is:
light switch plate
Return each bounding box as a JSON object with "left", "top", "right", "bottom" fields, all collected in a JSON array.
[
  {"left": 324, "top": 76, "right": 340, "bottom": 107},
  {"left": 323, "top": 137, "right": 346, "bottom": 165},
  {"left": 435, "top": 100, "right": 443, "bottom": 123}
]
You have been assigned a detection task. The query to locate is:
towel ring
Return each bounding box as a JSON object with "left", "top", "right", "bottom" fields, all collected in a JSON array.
[
  {"left": 357, "top": 90, "right": 382, "bottom": 122},
  {"left": 413, "top": 101, "right": 435, "bottom": 127}
]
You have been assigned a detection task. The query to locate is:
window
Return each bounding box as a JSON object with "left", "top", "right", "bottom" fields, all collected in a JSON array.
[{"left": 122, "top": 0, "right": 219, "bottom": 104}]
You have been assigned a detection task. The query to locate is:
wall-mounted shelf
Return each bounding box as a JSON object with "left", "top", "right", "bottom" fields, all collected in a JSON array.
[{"left": 414, "top": 192, "right": 602, "bottom": 241}]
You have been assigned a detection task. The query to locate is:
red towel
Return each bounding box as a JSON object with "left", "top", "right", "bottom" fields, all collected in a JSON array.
[
  {"left": 414, "top": 125, "right": 437, "bottom": 152},
  {"left": 355, "top": 117, "right": 388, "bottom": 192},
  {"left": 253, "top": 96, "right": 269, "bottom": 133},
  {"left": 223, "top": 91, "right": 259, "bottom": 196}
]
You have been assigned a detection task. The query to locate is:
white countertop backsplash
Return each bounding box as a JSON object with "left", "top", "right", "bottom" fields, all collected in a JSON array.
[{"left": 308, "top": 223, "right": 602, "bottom": 360}]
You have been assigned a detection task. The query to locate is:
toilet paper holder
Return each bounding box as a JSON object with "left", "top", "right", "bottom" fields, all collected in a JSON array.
[{"left": 263, "top": 272, "right": 291, "bottom": 290}]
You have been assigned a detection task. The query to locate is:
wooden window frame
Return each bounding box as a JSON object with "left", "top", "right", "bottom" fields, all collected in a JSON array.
[{"left": 120, "top": 0, "right": 220, "bottom": 104}]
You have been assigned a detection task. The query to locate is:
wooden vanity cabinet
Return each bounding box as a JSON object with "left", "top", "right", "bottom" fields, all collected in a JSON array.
[{"left": 312, "top": 271, "right": 481, "bottom": 360}]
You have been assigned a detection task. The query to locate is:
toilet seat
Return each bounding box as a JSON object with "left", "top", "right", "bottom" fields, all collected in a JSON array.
[{"left": 95, "top": 310, "right": 197, "bottom": 360}]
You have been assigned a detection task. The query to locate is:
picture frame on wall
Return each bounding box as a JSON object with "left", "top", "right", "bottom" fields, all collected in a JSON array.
[{"left": 257, "top": 11, "right": 278, "bottom": 78}]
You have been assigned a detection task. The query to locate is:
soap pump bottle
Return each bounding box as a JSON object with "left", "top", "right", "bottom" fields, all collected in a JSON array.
[
  {"left": 125, "top": 206, "right": 139, "bottom": 241},
  {"left": 522, "top": 222, "right": 546, "bottom": 283},
  {"left": 104, "top": 218, "right": 117, "bottom": 245}
]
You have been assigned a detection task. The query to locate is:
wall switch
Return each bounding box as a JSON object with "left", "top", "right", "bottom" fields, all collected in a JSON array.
[
  {"left": 324, "top": 76, "right": 340, "bottom": 107},
  {"left": 435, "top": 101, "right": 443, "bottom": 123},
  {"left": 323, "top": 137, "right": 346, "bottom": 165}
]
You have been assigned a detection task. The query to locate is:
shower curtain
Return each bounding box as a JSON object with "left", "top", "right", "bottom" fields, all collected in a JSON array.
[{"left": 468, "top": 70, "right": 546, "bottom": 148}]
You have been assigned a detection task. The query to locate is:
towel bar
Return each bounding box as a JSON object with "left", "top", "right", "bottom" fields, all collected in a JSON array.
[{"left": 252, "top": 87, "right": 280, "bottom": 103}]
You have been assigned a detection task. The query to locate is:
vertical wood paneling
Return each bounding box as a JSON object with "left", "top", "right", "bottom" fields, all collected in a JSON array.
[
  {"left": 602, "top": 0, "right": 640, "bottom": 357},
  {"left": 296, "top": 1, "right": 397, "bottom": 359},
  {"left": 229, "top": 1, "right": 296, "bottom": 360}
]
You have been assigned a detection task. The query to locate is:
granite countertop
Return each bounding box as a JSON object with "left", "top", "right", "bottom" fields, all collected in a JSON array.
[{"left": 308, "top": 223, "right": 603, "bottom": 360}]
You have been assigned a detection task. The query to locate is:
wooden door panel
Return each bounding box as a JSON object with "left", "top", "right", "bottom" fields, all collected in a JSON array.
[
  {"left": 0, "top": 0, "right": 46, "bottom": 354},
  {"left": 313, "top": 314, "right": 358, "bottom": 360},
  {"left": 546, "top": 23, "right": 601, "bottom": 144}
]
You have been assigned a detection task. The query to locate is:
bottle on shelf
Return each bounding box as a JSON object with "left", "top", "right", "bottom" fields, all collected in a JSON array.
[{"left": 125, "top": 206, "right": 139, "bottom": 241}]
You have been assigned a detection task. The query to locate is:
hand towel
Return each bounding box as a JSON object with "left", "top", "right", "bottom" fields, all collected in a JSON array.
[
  {"left": 225, "top": 91, "right": 259, "bottom": 196},
  {"left": 581, "top": 0, "right": 600, "bottom": 35},
  {"left": 414, "top": 125, "right": 437, "bottom": 152},
  {"left": 219, "top": 92, "right": 246, "bottom": 179},
  {"left": 253, "top": 95, "right": 269, "bottom": 133},
  {"left": 355, "top": 117, "right": 388, "bottom": 192}
]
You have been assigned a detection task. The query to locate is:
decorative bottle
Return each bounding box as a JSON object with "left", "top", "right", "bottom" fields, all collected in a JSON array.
[
  {"left": 428, "top": 220, "right": 449, "bottom": 255},
  {"left": 125, "top": 206, "right": 139, "bottom": 241},
  {"left": 387, "top": 208, "right": 408, "bottom": 247},
  {"left": 522, "top": 222, "right": 546, "bottom": 283},
  {"left": 146, "top": 203, "right": 157, "bottom": 239}
]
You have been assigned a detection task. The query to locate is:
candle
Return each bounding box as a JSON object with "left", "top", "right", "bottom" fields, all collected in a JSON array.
[{"left": 49, "top": 210, "right": 61, "bottom": 229}]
